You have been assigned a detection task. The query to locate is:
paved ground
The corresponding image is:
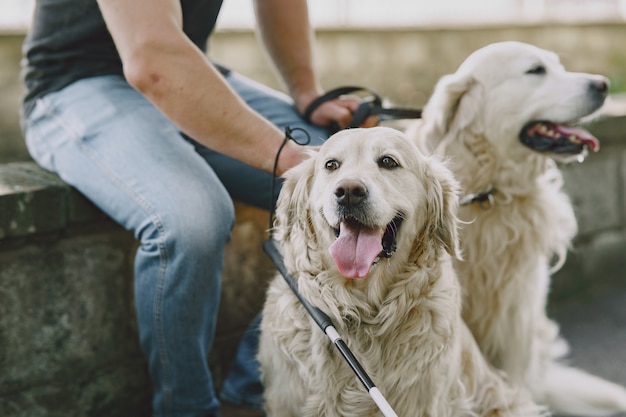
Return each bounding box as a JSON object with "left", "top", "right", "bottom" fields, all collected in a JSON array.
[{"left": 550, "top": 287, "right": 626, "bottom": 417}]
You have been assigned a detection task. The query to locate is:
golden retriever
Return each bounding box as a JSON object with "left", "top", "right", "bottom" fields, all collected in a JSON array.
[
  {"left": 258, "top": 127, "right": 542, "bottom": 417},
  {"left": 408, "top": 41, "right": 626, "bottom": 416}
]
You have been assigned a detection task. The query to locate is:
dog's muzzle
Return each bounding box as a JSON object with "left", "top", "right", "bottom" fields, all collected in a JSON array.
[{"left": 328, "top": 179, "right": 403, "bottom": 278}]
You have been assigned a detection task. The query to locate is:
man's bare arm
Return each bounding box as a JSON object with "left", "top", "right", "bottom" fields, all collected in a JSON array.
[
  {"left": 254, "top": 0, "right": 378, "bottom": 129},
  {"left": 96, "top": 0, "right": 306, "bottom": 175}
]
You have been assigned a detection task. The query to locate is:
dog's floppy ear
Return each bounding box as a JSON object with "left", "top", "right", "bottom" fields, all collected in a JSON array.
[
  {"left": 420, "top": 71, "right": 482, "bottom": 152},
  {"left": 273, "top": 156, "right": 317, "bottom": 259},
  {"left": 419, "top": 157, "right": 461, "bottom": 260}
]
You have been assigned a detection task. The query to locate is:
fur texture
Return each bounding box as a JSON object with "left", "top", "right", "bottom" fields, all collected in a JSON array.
[
  {"left": 408, "top": 41, "right": 626, "bottom": 416},
  {"left": 258, "top": 127, "right": 542, "bottom": 417}
]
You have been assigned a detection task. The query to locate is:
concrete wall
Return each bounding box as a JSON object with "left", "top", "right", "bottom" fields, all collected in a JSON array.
[
  {"left": 2, "top": 23, "right": 626, "bottom": 162},
  {"left": 0, "top": 163, "right": 151, "bottom": 417},
  {"left": 553, "top": 115, "right": 626, "bottom": 305},
  {"left": 0, "top": 163, "right": 274, "bottom": 416},
  {"left": 0, "top": 230, "right": 151, "bottom": 416},
  {"left": 209, "top": 23, "right": 626, "bottom": 108},
  {"left": 0, "top": 34, "right": 25, "bottom": 163}
]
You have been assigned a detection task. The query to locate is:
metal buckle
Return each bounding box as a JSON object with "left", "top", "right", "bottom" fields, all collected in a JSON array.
[{"left": 459, "top": 190, "right": 494, "bottom": 209}]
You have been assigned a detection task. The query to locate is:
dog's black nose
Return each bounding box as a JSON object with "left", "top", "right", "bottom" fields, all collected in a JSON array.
[
  {"left": 589, "top": 79, "right": 608, "bottom": 97},
  {"left": 335, "top": 180, "right": 367, "bottom": 207}
]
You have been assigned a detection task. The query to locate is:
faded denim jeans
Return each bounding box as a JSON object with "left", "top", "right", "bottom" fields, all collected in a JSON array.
[{"left": 21, "top": 72, "right": 329, "bottom": 417}]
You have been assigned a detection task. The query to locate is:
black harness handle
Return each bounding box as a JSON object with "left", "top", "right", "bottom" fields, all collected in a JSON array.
[{"left": 303, "top": 86, "right": 422, "bottom": 134}]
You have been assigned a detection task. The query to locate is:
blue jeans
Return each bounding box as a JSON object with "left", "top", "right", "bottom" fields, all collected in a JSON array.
[{"left": 21, "top": 73, "right": 329, "bottom": 417}]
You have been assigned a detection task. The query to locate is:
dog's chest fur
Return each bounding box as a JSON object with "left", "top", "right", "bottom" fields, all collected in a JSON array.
[
  {"left": 261, "top": 260, "right": 467, "bottom": 416},
  {"left": 455, "top": 166, "right": 577, "bottom": 379}
]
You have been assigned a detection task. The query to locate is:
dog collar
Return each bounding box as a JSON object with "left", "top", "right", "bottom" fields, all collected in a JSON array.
[{"left": 459, "top": 188, "right": 495, "bottom": 209}]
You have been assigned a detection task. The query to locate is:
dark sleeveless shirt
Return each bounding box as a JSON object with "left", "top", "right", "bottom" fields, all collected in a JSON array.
[{"left": 21, "top": 0, "right": 224, "bottom": 116}]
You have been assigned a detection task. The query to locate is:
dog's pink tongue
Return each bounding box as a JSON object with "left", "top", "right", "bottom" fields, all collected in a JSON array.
[
  {"left": 557, "top": 124, "right": 600, "bottom": 152},
  {"left": 329, "top": 222, "right": 384, "bottom": 279}
]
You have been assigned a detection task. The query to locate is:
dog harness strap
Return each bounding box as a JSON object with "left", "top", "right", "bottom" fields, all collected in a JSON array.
[
  {"left": 349, "top": 102, "right": 422, "bottom": 128},
  {"left": 376, "top": 106, "right": 423, "bottom": 120}
]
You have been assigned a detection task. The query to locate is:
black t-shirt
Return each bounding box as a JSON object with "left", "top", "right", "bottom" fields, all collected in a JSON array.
[{"left": 21, "top": 0, "right": 224, "bottom": 116}]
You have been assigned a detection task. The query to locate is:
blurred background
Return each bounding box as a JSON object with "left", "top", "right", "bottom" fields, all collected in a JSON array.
[
  {"left": 1, "top": 0, "right": 626, "bottom": 163},
  {"left": 3, "top": 0, "right": 626, "bottom": 29}
]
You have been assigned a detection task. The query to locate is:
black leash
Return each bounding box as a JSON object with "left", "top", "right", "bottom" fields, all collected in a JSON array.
[
  {"left": 263, "top": 128, "right": 399, "bottom": 417},
  {"left": 303, "top": 86, "right": 422, "bottom": 134},
  {"left": 262, "top": 240, "right": 398, "bottom": 416},
  {"left": 267, "top": 126, "right": 311, "bottom": 234}
]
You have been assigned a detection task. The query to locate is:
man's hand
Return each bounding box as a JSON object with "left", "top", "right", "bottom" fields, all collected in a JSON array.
[{"left": 304, "top": 95, "right": 380, "bottom": 130}]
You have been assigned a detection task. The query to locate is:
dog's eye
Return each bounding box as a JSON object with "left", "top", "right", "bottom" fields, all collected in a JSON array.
[
  {"left": 325, "top": 159, "right": 340, "bottom": 171},
  {"left": 378, "top": 155, "right": 399, "bottom": 169},
  {"left": 526, "top": 65, "right": 546, "bottom": 75}
]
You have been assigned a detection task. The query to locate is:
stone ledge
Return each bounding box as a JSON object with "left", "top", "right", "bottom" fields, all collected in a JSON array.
[
  {"left": 0, "top": 162, "right": 151, "bottom": 416},
  {"left": 0, "top": 162, "right": 114, "bottom": 242},
  {"left": 0, "top": 229, "right": 150, "bottom": 417},
  {"left": 0, "top": 161, "right": 272, "bottom": 416}
]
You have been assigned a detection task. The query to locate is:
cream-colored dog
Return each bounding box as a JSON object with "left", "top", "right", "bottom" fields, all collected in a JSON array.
[
  {"left": 258, "top": 127, "right": 541, "bottom": 417},
  {"left": 408, "top": 41, "right": 626, "bottom": 416}
]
